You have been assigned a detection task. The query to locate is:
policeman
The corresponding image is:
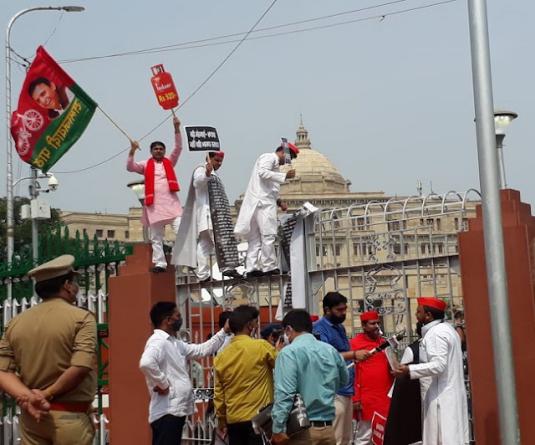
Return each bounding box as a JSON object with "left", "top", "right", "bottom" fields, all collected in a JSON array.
[{"left": 0, "top": 254, "right": 97, "bottom": 444}]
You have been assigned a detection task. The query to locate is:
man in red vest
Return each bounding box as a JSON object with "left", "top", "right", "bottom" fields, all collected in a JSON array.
[
  {"left": 127, "top": 117, "right": 183, "bottom": 272},
  {"left": 351, "top": 311, "right": 393, "bottom": 445}
]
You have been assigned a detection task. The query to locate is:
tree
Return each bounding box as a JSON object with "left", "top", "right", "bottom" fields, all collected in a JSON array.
[{"left": 0, "top": 196, "right": 61, "bottom": 263}]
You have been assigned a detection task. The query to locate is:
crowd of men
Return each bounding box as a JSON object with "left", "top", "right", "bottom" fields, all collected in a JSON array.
[{"left": 0, "top": 119, "right": 470, "bottom": 444}]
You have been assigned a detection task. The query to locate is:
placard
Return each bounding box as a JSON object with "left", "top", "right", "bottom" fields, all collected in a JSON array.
[{"left": 185, "top": 126, "right": 220, "bottom": 151}]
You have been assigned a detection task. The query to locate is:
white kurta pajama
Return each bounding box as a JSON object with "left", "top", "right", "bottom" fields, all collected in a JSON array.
[
  {"left": 409, "top": 320, "right": 469, "bottom": 445},
  {"left": 173, "top": 164, "right": 222, "bottom": 280},
  {"left": 234, "top": 153, "right": 287, "bottom": 273},
  {"left": 127, "top": 134, "right": 183, "bottom": 268}
]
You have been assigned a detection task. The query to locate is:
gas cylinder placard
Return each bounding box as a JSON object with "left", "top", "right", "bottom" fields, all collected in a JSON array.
[{"left": 150, "top": 64, "right": 179, "bottom": 110}]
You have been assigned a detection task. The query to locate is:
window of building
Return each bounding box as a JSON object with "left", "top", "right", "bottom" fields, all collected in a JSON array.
[
  {"left": 107, "top": 230, "right": 115, "bottom": 239},
  {"left": 82, "top": 228, "right": 87, "bottom": 236},
  {"left": 125, "top": 230, "right": 130, "bottom": 239},
  {"left": 334, "top": 244, "right": 342, "bottom": 256},
  {"left": 436, "top": 218, "right": 442, "bottom": 231},
  {"left": 96, "top": 229, "right": 103, "bottom": 238}
]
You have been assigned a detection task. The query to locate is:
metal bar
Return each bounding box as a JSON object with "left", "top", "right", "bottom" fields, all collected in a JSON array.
[{"left": 466, "top": 0, "right": 520, "bottom": 442}]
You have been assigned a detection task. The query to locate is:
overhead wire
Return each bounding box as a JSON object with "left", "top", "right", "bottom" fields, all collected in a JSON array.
[
  {"left": 55, "top": 0, "right": 281, "bottom": 174},
  {"left": 55, "top": 0, "right": 458, "bottom": 174},
  {"left": 60, "top": 0, "right": 432, "bottom": 64}
]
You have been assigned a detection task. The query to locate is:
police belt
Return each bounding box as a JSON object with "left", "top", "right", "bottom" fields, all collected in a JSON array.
[{"left": 49, "top": 401, "right": 92, "bottom": 413}]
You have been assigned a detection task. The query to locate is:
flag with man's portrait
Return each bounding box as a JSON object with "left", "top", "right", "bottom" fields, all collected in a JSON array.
[{"left": 10, "top": 46, "right": 97, "bottom": 172}]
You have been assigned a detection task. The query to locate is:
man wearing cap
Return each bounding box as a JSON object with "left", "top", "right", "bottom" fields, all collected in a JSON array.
[
  {"left": 0, "top": 255, "right": 97, "bottom": 444},
  {"left": 350, "top": 311, "right": 393, "bottom": 445},
  {"left": 234, "top": 143, "right": 298, "bottom": 277},
  {"left": 173, "top": 151, "right": 239, "bottom": 282},
  {"left": 394, "top": 297, "right": 469, "bottom": 445},
  {"left": 128, "top": 116, "right": 183, "bottom": 273}
]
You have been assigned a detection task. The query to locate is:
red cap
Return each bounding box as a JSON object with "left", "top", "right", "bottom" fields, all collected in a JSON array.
[
  {"left": 288, "top": 142, "right": 299, "bottom": 155},
  {"left": 211, "top": 151, "right": 224, "bottom": 159},
  {"left": 360, "top": 311, "right": 380, "bottom": 322},
  {"left": 417, "top": 297, "right": 447, "bottom": 312},
  {"left": 310, "top": 314, "right": 319, "bottom": 322}
]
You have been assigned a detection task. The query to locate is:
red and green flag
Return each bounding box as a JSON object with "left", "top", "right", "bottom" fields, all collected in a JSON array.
[{"left": 10, "top": 46, "right": 96, "bottom": 173}]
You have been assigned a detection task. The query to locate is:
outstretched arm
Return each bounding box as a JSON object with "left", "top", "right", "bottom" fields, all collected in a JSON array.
[
  {"left": 169, "top": 117, "right": 183, "bottom": 166},
  {"left": 127, "top": 140, "right": 145, "bottom": 173}
]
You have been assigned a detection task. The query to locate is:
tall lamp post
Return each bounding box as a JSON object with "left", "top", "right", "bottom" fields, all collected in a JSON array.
[
  {"left": 5, "top": 6, "right": 85, "bottom": 271},
  {"left": 494, "top": 110, "right": 518, "bottom": 189}
]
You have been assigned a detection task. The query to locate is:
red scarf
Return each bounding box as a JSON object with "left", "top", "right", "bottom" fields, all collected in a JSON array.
[{"left": 144, "top": 158, "right": 179, "bottom": 206}]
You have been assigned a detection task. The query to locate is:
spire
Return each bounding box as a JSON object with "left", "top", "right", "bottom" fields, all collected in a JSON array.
[{"left": 295, "top": 115, "right": 311, "bottom": 150}]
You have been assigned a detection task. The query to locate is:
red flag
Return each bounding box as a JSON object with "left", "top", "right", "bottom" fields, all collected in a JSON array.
[{"left": 10, "top": 46, "right": 96, "bottom": 172}]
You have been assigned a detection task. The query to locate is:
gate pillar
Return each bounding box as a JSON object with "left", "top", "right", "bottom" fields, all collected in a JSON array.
[
  {"left": 108, "top": 244, "right": 176, "bottom": 444},
  {"left": 459, "top": 189, "right": 535, "bottom": 444}
]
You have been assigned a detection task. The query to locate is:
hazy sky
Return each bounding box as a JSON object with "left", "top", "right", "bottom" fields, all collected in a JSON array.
[{"left": 1, "top": 0, "right": 533, "bottom": 214}]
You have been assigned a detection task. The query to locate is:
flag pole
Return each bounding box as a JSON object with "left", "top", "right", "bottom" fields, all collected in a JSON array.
[{"left": 97, "top": 105, "right": 133, "bottom": 141}]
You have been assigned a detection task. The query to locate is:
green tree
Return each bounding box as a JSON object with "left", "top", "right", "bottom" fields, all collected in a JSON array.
[{"left": 0, "top": 196, "right": 61, "bottom": 263}]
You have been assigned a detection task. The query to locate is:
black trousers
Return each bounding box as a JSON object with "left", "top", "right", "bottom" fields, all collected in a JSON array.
[
  {"left": 151, "top": 414, "right": 186, "bottom": 445},
  {"left": 227, "top": 421, "right": 263, "bottom": 445}
]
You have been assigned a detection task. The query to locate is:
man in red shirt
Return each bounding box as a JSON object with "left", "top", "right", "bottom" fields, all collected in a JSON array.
[{"left": 350, "top": 311, "right": 394, "bottom": 445}]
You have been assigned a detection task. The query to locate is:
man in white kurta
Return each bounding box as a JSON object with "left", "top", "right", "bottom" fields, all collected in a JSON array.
[
  {"left": 127, "top": 117, "right": 183, "bottom": 272},
  {"left": 234, "top": 146, "right": 296, "bottom": 276},
  {"left": 172, "top": 152, "right": 226, "bottom": 281},
  {"left": 395, "top": 297, "right": 469, "bottom": 445}
]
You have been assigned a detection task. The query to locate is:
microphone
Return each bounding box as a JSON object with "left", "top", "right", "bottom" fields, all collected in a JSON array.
[{"left": 369, "top": 330, "right": 406, "bottom": 354}]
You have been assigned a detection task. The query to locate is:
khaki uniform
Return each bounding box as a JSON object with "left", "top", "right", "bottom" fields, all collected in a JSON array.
[{"left": 0, "top": 298, "right": 97, "bottom": 444}]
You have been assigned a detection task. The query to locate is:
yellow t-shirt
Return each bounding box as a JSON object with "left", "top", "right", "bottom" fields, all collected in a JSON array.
[{"left": 214, "top": 335, "right": 276, "bottom": 425}]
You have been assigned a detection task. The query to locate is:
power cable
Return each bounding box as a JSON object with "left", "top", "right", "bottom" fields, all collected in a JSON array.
[
  {"left": 55, "top": 0, "right": 280, "bottom": 174},
  {"left": 59, "top": 0, "right": 423, "bottom": 64},
  {"left": 56, "top": 0, "right": 458, "bottom": 174}
]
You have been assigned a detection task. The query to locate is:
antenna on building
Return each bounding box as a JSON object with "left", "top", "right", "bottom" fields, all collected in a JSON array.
[
  {"left": 429, "top": 181, "right": 435, "bottom": 195},
  {"left": 416, "top": 180, "right": 423, "bottom": 197}
]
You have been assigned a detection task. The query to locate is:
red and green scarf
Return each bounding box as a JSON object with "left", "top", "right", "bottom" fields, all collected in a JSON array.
[{"left": 144, "top": 158, "right": 179, "bottom": 206}]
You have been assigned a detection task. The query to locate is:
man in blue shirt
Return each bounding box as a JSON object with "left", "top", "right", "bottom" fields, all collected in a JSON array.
[
  {"left": 271, "top": 309, "right": 348, "bottom": 445},
  {"left": 313, "top": 292, "right": 370, "bottom": 445}
]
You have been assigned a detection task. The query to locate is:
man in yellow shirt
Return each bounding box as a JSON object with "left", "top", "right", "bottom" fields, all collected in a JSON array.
[{"left": 214, "top": 305, "right": 276, "bottom": 445}]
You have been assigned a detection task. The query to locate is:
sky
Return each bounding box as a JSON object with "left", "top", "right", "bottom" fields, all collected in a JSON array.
[{"left": 1, "top": 0, "right": 533, "bottom": 215}]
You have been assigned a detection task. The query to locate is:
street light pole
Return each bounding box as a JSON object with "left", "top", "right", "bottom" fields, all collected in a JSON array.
[
  {"left": 467, "top": 0, "right": 520, "bottom": 443},
  {"left": 494, "top": 110, "right": 518, "bottom": 189},
  {"left": 5, "top": 6, "right": 85, "bottom": 272}
]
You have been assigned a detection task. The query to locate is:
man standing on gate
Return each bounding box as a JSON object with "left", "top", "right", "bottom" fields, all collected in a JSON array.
[
  {"left": 350, "top": 311, "right": 393, "bottom": 444},
  {"left": 0, "top": 255, "right": 97, "bottom": 445},
  {"left": 127, "top": 116, "right": 183, "bottom": 273},
  {"left": 173, "top": 151, "right": 239, "bottom": 281},
  {"left": 234, "top": 143, "right": 298, "bottom": 277},
  {"left": 313, "top": 292, "right": 371, "bottom": 445},
  {"left": 394, "top": 297, "right": 469, "bottom": 445},
  {"left": 139, "top": 301, "right": 231, "bottom": 445}
]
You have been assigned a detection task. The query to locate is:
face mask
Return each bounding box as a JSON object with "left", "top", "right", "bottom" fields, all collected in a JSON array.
[
  {"left": 171, "top": 318, "right": 183, "bottom": 332},
  {"left": 283, "top": 333, "right": 291, "bottom": 345},
  {"left": 329, "top": 314, "right": 346, "bottom": 324}
]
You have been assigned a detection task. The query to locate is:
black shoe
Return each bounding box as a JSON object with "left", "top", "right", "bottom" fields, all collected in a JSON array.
[
  {"left": 265, "top": 268, "right": 281, "bottom": 276},
  {"left": 247, "top": 270, "right": 265, "bottom": 278},
  {"left": 151, "top": 266, "right": 166, "bottom": 273},
  {"left": 222, "top": 269, "right": 242, "bottom": 279}
]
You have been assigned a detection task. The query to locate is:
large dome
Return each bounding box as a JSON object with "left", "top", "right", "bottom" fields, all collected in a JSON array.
[{"left": 280, "top": 120, "right": 350, "bottom": 195}]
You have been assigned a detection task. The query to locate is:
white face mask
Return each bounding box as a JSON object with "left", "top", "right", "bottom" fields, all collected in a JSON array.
[{"left": 283, "top": 333, "right": 291, "bottom": 345}]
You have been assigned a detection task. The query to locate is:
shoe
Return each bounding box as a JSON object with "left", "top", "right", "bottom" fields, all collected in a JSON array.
[
  {"left": 222, "top": 269, "right": 242, "bottom": 279},
  {"left": 247, "top": 270, "right": 265, "bottom": 278},
  {"left": 151, "top": 266, "right": 166, "bottom": 273},
  {"left": 265, "top": 268, "right": 281, "bottom": 276}
]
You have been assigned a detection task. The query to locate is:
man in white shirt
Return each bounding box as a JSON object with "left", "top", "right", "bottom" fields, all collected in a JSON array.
[
  {"left": 139, "top": 301, "right": 230, "bottom": 445},
  {"left": 394, "top": 297, "right": 469, "bottom": 445},
  {"left": 173, "top": 151, "right": 238, "bottom": 281},
  {"left": 234, "top": 145, "right": 297, "bottom": 277}
]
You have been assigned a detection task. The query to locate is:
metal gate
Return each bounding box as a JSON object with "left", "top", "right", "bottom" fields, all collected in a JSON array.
[{"left": 176, "top": 189, "right": 480, "bottom": 443}]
